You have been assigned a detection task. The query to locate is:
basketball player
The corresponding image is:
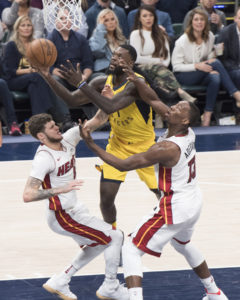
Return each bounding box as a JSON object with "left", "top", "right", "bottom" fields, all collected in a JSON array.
[
  {"left": 39, "top": 44, "right": 160, "bottom": 228},
  {"left": 79, "top": 70, "right": 229, "bottom": 300},
  {"left": 22, "top": 113, "right": 129, "bottom": 300}
]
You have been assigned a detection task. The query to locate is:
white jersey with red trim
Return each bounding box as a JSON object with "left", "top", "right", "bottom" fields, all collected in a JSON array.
[
  {"left": 157, "top": 127, "right": 202, "bottom": 224},
  {"left": 30, "top": 126, "right": 81, "bottom": 211}
]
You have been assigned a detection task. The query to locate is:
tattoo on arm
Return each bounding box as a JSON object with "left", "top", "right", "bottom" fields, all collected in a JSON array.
[{"left": 27, "top": 177, "right": 59, "bottom": 201}]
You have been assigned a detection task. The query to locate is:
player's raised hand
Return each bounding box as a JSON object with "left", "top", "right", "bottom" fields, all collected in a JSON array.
[
  {"left": 59, "top": 60, "right": 83, "bottom": 87},
  {"left": 119, "top": 58, "right": 137, "bottom": 82},
  {"left": 79, "top": 119, "right": 93, "bottom": 145},
  {"left": 101, "top": 84, "right": 114, "bottom": 99}
]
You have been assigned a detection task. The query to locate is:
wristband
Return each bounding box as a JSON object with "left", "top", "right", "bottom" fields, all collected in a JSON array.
[
  {"left": 77, "top": 80, "right": 87, "bottom": 89},
  {"left": 76, "top": 79, "right": 85, "bottom": 87}
]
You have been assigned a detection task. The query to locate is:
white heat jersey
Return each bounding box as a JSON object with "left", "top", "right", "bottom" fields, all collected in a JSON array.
[
  {"left": 30, "top": 126, "right": 81, "bottom": 211},
  {"left": 157, "top": 127, "right": 202, "bottom": 224}
]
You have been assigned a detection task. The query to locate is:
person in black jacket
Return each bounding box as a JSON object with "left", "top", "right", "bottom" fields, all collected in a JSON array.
[{"left": 217, "top": 7, "right": 240, "bottom": 124}]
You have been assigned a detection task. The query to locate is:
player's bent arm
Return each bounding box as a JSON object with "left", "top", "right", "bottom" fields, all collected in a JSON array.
[
  {"left": 80, "top": 81, "right": 136, "bottom": 114},
  {"left": 133, "top": 77, "right": 170, "bottom": 118},
  {"left": 23, "top": 176, "right": 83, "bottom": 203},
  {"left": 84, "top": 109, "right": 109, "bottom": 132},
  {"left": 82, "top": 129, "right": 180, "bottom": 170}
]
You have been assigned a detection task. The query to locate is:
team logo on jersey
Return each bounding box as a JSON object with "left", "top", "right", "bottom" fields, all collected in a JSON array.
[{"left": 57, "top": 155, "right": 75, "bottom": 176}]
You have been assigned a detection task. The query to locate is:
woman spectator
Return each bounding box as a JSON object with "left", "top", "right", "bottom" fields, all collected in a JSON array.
[
  {"left": 2, "top": 0, "right": 44, "bottom": 40},
  {"left": 3, "top": 15, "right": 68, "bottom": 125},
  {"left": 129, "top": 5, "right": 195, "bottom": 108},
  {"left": 172, "top": 8, "right": 240, "bottom": 126},
  {"left": 89, "top": 8, "right": 126, "bottom": 75}
]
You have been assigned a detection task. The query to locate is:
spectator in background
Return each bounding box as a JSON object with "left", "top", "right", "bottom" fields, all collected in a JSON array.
[
  {"left": 171, "top": 8, "right": 240, "bottom": 126},
  {"left": 89, "top": 8, "right": 126, "bottom": 75},
  {"left": 112, "top": 0, "right": 141, "bottom": 15},
  {"left": 3, "top": 16, "right": 69, "bottom": 128},
  {"left": 128, "top": 0, "right": 174, "bottom": 37},
  {"left": 47, "top": 7, "right": 94, "bottom": 125},
  {"left": 156, "top": 0, "right": 198, "bottom": 23},
  {"left": 44, "top": 0, "right": 88, "bottom": 38},
  {"left": 183, "top": 0, "right": 227, "bottom": 35},
  {"left": 129, "top": 5, "right": 196, "bottom": 128},
  {"left": 85, "top": 0, "right": 128, "bottom": 38},
  {"left": 216, "top": 7, "right": 240, "bottom": 124},
  {"left": 30, "top": 0, "right": 43, "bottom": 9},
  {"left": 2, "top": 0, "right": 45, "bottom": 39},
  {"left": 0, "top": 78, "right": 22, "bottom": 136},
  {"left": 0, "top": 0, "right": 11, "bottom": 18},
  {"left": 81, "top": 0, "right": 95, "bottom": 12}
]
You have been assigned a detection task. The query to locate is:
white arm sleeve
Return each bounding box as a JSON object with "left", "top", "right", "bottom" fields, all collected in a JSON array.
[
  {"left": 62, "top": 126, "right": 82, "bottom": 147},
  {"left": 30, "top": 151, "right": 55, "bottom": 181}
]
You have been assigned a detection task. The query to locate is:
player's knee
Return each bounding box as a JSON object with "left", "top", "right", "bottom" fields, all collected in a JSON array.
[
  {"left": 122, "top": 240, "right": 143, "bottom": 278},
  {"left": 109, "top": 229, "right": 123, "bottom": 246},
  {"left": 170, "top": 238, "right": 189, "bottom": 255}
]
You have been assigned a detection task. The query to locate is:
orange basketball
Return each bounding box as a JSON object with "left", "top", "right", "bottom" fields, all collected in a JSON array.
[{"left": 26, "top": 38, "right": 57, "bottom": 68}]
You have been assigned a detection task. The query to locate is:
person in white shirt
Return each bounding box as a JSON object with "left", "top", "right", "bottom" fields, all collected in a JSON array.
[
  {"left": 129, "top": 5, "right": 195, "bottom": 114},
  {"left": 172, "top": 8, "right": 240, "bottom": 126},
  {"left": 80, "top": 67, "right": 229, "bottom": 300},
  {"left": 22, "top": 113, "right": 129, "bottom": 300}
]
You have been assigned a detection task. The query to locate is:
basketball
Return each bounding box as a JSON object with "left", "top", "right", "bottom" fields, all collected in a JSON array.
[{"left": 26, "top": 38, "right": 57, "bottom": 68}]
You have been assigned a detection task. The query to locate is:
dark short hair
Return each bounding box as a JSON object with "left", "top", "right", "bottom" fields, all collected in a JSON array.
[
  {"left": 188, "top": 102, "right": 200, "bottom": 127},
  {"left": 119, "top": 44, "right": 137, "bottom": 63},
  {"left": 29, "top": 113, "right": 53, "bottom": 139}
]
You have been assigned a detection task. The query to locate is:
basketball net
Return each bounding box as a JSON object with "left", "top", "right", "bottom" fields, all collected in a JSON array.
[{"left": 42, "top": 0, "right": 83, "bottom": 33}]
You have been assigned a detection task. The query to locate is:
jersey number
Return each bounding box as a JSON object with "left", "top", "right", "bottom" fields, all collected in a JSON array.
[{"left": 187, "top": 156, "right": 196, "bottom": 183}]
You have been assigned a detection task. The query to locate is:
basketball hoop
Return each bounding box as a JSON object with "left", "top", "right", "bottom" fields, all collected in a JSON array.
[{"left": 42, "top": 0, "right": 83, "bottom": 33}]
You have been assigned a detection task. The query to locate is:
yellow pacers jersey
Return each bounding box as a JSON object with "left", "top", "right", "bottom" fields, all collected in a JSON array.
[{"left": 105, "top": 73, "right": 155, "bottom": 144}]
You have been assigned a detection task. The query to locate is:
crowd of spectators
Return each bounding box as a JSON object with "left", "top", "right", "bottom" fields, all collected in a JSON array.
[{"left": 0, "top": 0, "right": 239, "bottom": 138}]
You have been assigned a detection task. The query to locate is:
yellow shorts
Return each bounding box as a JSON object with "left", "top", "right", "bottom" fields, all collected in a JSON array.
[{"left": 101, "top": 135, "right": 158, "bottom": 190}]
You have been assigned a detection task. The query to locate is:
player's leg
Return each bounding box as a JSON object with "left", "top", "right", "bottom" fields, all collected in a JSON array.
[
  {"left": 122, "top": 239, "right": 145, "bottom": 300},
  {"left": 170, "top": 212, "right": 228, "bottom": 300},
  {"left": 136, "top": 165, "right": 161, "bottom": 200},
  {"left": 100, "top": 177, "right": 122, "bottom": 226},
  {"left": 43, "top": 209, "right": 127, "bottom": 300}
]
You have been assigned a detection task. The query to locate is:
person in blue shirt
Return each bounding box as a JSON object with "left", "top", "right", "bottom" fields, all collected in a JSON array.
[
  {"left": 47, "top": 7, "right": 95, "bottom": 127},
  {"left": 85, "top": 0, "right": 128, "bottom": 38},
  {"left": 156, "top": 0, "right": 198, "bottom": 23},
  {"left": 128, "top": 0, "right": 174, "bottom": 37}
]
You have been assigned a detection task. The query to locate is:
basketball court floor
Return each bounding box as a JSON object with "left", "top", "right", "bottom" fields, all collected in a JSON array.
[{"left": 0, "top": 126, "right": 240, "bottom": 299}]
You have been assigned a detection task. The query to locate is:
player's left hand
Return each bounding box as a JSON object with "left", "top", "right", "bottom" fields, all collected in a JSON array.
[
  {"left": 79, "top": 119, "right": 93, "bottom": 144},
  {"left": 59, "top": 60, "right": 83, "bottom": 87},
  {"left": 119, "top": 58, "right": 137, "bottom": 82}
]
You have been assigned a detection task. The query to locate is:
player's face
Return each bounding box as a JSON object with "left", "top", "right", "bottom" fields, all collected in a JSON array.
[
  {"left": 139, "top": 9, "right": 154, "bottom": 31},
  {"left": 18, "top": 20, "right": 33, "bottom": 38},
  {"left": 107, "top": 47, "right": 132, "bottom": 75},
  {"left": 43, "top": 121, "right": 63, "bottom": 143},
  {"left": 165, "top": 101, "right": 190, "bottom": 125}
]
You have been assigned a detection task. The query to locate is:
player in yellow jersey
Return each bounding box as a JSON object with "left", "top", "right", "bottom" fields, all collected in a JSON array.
[{"left": 39, "top": 44, "right": 160, "bottom": 226}]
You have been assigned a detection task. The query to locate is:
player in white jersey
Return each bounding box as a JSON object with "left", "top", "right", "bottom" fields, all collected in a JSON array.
[
  {"left": 80, "top": 69, "right": 229, "bottom": 300},
  {"left": 22, "top": 113, "right": 129, "bottom": 300}
]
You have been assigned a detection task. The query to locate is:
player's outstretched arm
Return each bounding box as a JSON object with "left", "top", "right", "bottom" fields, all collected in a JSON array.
[
  {"left": 38, "top": 66, "right": 90, "bottom": 107},
  {"left": 80, "top": 124, "right": 180, "bottom": 170},
  {"left": 59, "top": 61, "right": 136, "bottom": 114},
  {"left": 121, "top": 61, "right": 170, "bottom": 118},
  {"left": 23, "top": 177, "right": 84, "bottom": 203}
]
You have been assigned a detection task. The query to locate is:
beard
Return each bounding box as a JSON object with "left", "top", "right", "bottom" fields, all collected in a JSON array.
[
  {"left": 46, "top": 134, "right": 63, "bottom": 143},
  {"left": 106, "top": 65, "right": 124, "bottom": 76}
]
